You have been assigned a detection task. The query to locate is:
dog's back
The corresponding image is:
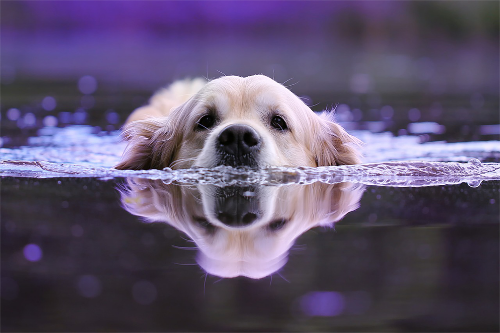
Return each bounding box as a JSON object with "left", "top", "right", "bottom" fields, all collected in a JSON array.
[{"left": 125, "top": 78, "right": 207, "bottom": 124}]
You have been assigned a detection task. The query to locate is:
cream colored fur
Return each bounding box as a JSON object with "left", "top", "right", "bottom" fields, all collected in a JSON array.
[
  {"left": 117, "top": 75, "right": 361, "bottom": 170},
  {"left": 120, "top": 179, "right": 365, "bottom": 279}
]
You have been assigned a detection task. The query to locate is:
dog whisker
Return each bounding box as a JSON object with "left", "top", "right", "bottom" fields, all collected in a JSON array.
[
  {"left": 172, "top": 245, "right": 198, "bottom": 250},
  {"left": 213, "top": 278, "right": 224, "bottom": 284},
  {"left": 173, "top": 262, "right": 199, "bottom": 266},
  {"left": 276, "top": 272, "right": 290, "bottom": 283},
  {"left": 284, "top": 80, "right": 299, "bottom": 88},
  {"left": 281, "top": 77, "right": 294, "bottom": 85},
  {"left": 169, "top": 156, "right": 198, "bottom": 169}
]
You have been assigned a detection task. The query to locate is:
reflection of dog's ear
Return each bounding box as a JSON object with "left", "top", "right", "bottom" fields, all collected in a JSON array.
[
  {"left": 119, "top": 179, "right": 183, "bottom": 224},
  {"left": 285, "top": 182, "right": 365, "bottom": 232},
  {"left": 119, "top": 178, "right": 203, "bottom": 239},
  {"left": 313, "top": 113, "right": 362, "bottom": 166},
  {"left": 115, "top": 115, "right": 182, "bottom": 170},
  {"left": 300, "top": 182, "right": 365, "bottom": 227},
  {"left": 268, "top": 182, "right": 364, "bottom": 245}
]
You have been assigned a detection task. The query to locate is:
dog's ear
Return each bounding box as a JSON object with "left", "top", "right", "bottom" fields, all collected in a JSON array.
[
  {"left": 115, "top": 117, "right": 181, "bottom": 170},
  {"left": 312, "top": 113, "right": 362, "bottom": 166}
]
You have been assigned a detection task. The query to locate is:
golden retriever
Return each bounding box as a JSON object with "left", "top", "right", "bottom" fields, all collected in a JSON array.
[
  {"left": 116, "top": 75, "right": 361, "bottom": 170},
  {"left": 120, "top": 179, "right": 365, "bottom": 279}
]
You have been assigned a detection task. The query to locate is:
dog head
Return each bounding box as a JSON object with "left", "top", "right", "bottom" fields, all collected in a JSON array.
[
  {"left": 116, "top": 75, "right": 361, "bottom": 170},
  {"left": 120, "top": 179, "right": 365, "bottom": 279}
]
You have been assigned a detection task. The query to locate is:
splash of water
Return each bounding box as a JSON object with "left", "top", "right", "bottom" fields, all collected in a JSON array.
[
  {"left": 1, "top": 125, "right": 499, "bottom": 187},
  {"left": 1, "top": 159, "right": 499, "bottom": 187}
]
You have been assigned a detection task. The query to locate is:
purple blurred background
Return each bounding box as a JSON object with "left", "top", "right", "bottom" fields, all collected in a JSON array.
[{"left": 2, "top": 1, "right": 498, "bottom": 93}]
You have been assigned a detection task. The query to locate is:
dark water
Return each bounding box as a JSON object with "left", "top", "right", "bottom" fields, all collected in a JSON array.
[
  {"left": 1, "top": 80, "right": 499, "bottom": 332},
  {"left": 1, "top": 175, "right": 499, "bottom": 332}
]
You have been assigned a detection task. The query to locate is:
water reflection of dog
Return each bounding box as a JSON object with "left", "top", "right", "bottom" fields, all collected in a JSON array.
[{"left": 120, "top": 179, "right": 364, "bottom": 279}]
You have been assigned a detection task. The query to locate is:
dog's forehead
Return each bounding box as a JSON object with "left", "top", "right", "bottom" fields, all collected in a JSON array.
[{"left": 203, "top": 75, "right": 296, "bottom": 110}]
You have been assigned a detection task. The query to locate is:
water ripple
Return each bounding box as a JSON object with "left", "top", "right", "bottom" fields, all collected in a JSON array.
[
  {"left": 1, "top": 125, "right": 499, "bottom": 187},
  {"left": 1, "top": 159, "right": 499, "bottom": 188}
]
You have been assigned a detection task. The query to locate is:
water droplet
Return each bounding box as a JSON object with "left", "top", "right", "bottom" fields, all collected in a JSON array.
[
  {"left": 467, "top": 180, "right": 482, "bottom": 188},
  {"left": 468, "top": 158, "right": 481, "bottom": 166}
]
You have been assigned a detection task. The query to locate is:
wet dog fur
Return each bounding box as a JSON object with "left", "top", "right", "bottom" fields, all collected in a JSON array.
[{"left": 116, "top": 75, "right": 361, "bottom": 170}]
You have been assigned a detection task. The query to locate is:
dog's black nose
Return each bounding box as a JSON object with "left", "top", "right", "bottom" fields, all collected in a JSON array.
[{"left": 217, "top": 125, "right": 262, "bottom": 157}]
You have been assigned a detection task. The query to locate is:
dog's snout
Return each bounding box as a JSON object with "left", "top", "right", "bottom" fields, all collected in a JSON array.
[{"left": 217, "top": 125, "right": 262, "bottom": 156}]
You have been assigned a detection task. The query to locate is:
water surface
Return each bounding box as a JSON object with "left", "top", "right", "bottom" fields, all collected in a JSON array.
[{"left": 1, "top": 121, "right": 499, "bottom": 331}]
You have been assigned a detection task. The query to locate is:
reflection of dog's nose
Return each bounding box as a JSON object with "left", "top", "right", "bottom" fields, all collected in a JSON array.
[
  {"left": 217, "top": 125, "right": 262, "bottom": 156},
  {"left": 217, "top": 210, "right": 258, "bottom": 227},
  {"left": 216, "top": 188, "right": 260, "bottom": 227}
]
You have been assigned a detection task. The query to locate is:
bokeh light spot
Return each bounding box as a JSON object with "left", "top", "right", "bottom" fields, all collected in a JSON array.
[
  {"left": 350, "top": 73, "right": 371, "bottom": 94},
  {"left": 41, "top": 96, "right": 57, "bottom": 111},
  {"left": 78, "top": 75, "right": 97, "bottom": 95},
  {"left": 7, "top": 108, "right": 21, "bottom": 121},
  {"left": 23, "top": 113, "right": 36, "bottom": 127},
  {"left": 77, "top": 275, "right": 102, "bottom": 298},
  {"left": 408, "top": 108, "right": 421, "bottom": 122},
  {"left": 71, "top": 224, "right": 84, "bottom": 237},
  {"left": 73, "top": 109, "right": 87, "bottom": 124},
  {"left": 300, "top": 291, "right": 345, "bottom": 317},
  {"left": 105, "top": 110, "right": 120, "bottom": 124},
  {"left": 43, "top": 115, "right": 58, "bottom": 127},
  {"left": 23, "top": 243, "right": 42, "bottom": 262},
  {"left": 380, "top": 105, "right": 394, "bottom": 120}
]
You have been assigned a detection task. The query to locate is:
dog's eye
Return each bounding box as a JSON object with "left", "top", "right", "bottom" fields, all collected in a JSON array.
[
  {"left": 196, "top": 115, "right": 215, "bottom": 131},
  {"left": 268, "top": 218, "right": 288, "bottom": 231},
  {"left": 270, "top": 116, "right": 288, "bottom": 131}
]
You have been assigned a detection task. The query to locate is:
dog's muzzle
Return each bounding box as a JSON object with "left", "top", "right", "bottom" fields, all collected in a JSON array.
[{"left": 216, "top": 124, "right": 261, "bottom": 167}]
